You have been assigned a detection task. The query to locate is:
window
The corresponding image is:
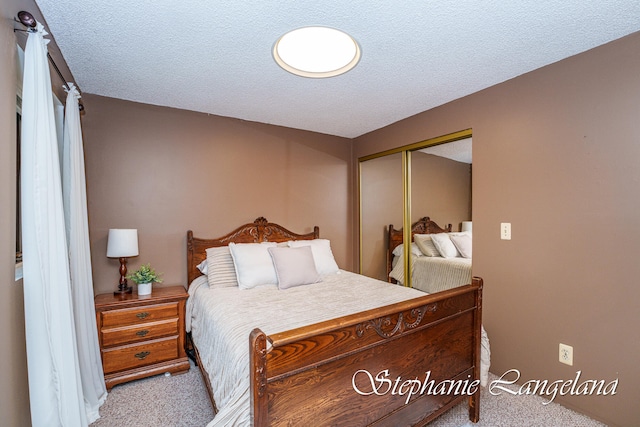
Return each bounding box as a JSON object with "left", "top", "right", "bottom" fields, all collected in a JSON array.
[
  {"left": 15, "top": 44, "right": 23, "bottom": 280},
  {"left": 14, "top": 43, "right": 65, "bottom": 280}
]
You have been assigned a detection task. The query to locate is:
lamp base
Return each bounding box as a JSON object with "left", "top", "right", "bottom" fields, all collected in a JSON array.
[
  {"left": 114, "top": 285, "right": 133, "bottom": 296},
  {"left": 114, "top": 257, "right": 133, "bottom": 295}
]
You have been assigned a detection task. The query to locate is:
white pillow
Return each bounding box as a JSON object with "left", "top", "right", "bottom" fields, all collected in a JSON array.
[
  {"left": 450, "top": 233, "right": 472, "bottom": 259},
  {"left": 268, "top": 246, "right": 322, "bottom": 289},
  {"left": 288, "top": 239, "right": 339, "bottom": 275},
  {"left": 205, "top": 246, "right": 238, "bottom": 288},
  {"left": 391, "top": 242, "right": 423, "bottom": 258},
  {"left": 228, "top": 242, "right": 278, "bottom": 289},
  {"left": 430, "top": 233, "right": 459, "bottom": 258},
  {"left": 414, "top": 234, "right": 440, "bottom": 257}
]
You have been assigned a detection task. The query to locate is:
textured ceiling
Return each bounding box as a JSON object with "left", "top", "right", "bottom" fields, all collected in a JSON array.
[{"left": 34, "top": 1, "right": 640, "bottom": 138}]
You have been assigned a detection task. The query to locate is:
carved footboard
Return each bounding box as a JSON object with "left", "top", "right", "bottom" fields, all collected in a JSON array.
[{"left": 250, "top": 277, "right": 483, "bottom": 426}]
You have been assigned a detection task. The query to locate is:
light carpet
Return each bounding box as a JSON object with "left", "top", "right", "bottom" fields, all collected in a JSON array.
[{"left": 91, "top": 363, "right": 606, "bottom": 426}]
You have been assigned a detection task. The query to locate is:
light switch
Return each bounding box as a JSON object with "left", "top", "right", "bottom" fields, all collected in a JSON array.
[{"left": 501, "top": 223, "right": 511, "bottom": 240}]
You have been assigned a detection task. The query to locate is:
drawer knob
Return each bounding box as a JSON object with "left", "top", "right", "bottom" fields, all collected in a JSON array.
[
  {"left": 136, "top": 312, "right": 150, "bottom": 319},
  {"left": 136, "top": 330, "right": 149, "bottom": 337},
  {"left": 135, "top": 351, "right": 150, "bottom": 360}
]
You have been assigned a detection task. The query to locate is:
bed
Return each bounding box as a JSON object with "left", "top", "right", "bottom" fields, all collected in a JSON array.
[
  {"left": 387, "top": 217, "right": 473, "bottom": 293},
  {"left": 186, "top": 217, "right": 484, "bottom": 426}
]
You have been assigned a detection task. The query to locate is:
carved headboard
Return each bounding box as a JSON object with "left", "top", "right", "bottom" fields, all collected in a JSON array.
[
  {"left": 386, "top": 217, "right": 452, "bottom": 282},
  {"left": 187, "top": 217, "right": 320, "bottom": 285}
]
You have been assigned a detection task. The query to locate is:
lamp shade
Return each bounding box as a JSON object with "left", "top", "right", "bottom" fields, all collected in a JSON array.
[
  {"left": 461, "top": 221, "right": 473, "bottom": 232},
  {"left": 106, "top": 229, "right": 139, "bottom": 258}
]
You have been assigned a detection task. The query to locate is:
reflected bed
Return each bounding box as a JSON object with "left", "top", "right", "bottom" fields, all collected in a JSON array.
[{"left": 387, "top": 217, "right": 472, "bottom": 293}]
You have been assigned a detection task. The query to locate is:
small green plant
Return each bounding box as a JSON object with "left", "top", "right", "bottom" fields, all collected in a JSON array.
[{"left": 127, "top": 263, "right": 163, "bottom": 284}]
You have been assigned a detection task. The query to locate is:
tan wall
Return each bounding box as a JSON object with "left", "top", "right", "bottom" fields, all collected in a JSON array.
[
  {"left": 81, "top": 94, "right": 353, "bottom": 295},
  {"left": 354, "top": 32, "right": 640, "bottom": 426}
]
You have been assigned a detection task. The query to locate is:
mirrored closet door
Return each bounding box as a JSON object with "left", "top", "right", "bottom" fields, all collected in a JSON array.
[
  {"left": 359, "top": 152, "right": 403, "bottom": 281},
  {"left": 359, "top": 130, "right": 472, "bottom": 290}
]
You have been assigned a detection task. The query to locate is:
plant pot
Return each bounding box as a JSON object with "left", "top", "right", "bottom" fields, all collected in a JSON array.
[{"left": 137, "top": 282, "right": 152, "bottom": 295}]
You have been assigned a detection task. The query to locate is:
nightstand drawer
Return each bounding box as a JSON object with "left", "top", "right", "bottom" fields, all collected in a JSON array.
[
  {"left": 102, "top": 336, "right": 179, "bottom": 374},
  {"left": 101, "top": 318, "right": 179, "bottom": 347},
  {"left": 101, "top": 302, "right": 179, "bottom": 327}
]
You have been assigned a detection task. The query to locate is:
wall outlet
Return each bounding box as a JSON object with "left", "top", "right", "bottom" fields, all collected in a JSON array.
[
  {"left": 500, "top": 222, "right": 511, "bottom": 240},
  {"left": 559, "top": 343, "right": 573, "bottom": 366}
]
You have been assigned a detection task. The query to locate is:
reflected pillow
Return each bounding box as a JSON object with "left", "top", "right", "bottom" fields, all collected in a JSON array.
[
  {"left": 414, "top": 234, "right": 440, "bottom": 257},
  {"left": 430, "top": 233, "right": 459, "bottom": 258},
  {"left": 228, "top": 242, "right": 278, "bottom": 289},
  {"left": 205, "top": 246, "right": 238, "bottom": 288},
  {"left": 288, "top": 239, "right": 339, "bottom": 274},
  {"left": 388, "top": 258, "right": 406, "bottom": 285},
  {"left": 268, "top": 246, "right": 322, "bottom": 289},
  {"left": 450, "top": 233, "right": 472, "bottom": 259},
  {"left": 392, "top": 242, "right": 423, "bottom": 258}
]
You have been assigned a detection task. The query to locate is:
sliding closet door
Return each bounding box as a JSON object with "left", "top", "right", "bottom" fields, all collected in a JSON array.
[
  {"left": 359, "top": 130, "right": 472, "bottom": 288},
  {"left": 409, "top": 143, "right": 472, "bottom": 287},
  {"left": 359, "top": 152, "right": 403, "bottom": 281}
]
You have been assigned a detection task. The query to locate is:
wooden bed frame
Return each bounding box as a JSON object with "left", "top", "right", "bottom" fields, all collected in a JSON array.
[
  {"left": 386, "top": 217, "right": 452, "bottom": 283},
  {"left": 187, "top": 217, "right": 319, "bottom": 285},
  {"left": 187, "top": 217, "right": 482, "bottom": 426}
]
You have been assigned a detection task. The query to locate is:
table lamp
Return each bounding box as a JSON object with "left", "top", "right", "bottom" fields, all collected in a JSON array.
[{"left": 107, "top": 229, "right": 139, "bottom": 295}]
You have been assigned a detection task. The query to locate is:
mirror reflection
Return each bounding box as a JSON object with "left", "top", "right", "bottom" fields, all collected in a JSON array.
[
  {"left": 360, "top": 135, "right": 472, "bottom": 294},
  {"left": 404, "top": 139, "right": 472, "bottom": 291},
  {"left": 360, "top": 152, "right": 403, "bottom": 281}
]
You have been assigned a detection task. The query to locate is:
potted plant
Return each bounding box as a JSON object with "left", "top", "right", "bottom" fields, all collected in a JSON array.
[{"left": 127, "top": 263, "right": 163, "bottom": 295}]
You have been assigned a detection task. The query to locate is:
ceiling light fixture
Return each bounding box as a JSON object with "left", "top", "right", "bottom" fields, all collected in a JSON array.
[{"left": 273, "top": 26, "right": 361, "bottom": 78}]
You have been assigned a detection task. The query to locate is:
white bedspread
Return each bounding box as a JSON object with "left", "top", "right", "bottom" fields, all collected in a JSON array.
[
  {"left": 390, "top": 255, "right": 472, "bottom": 293},
  {"left": 187, "top": 270, "right": 489, "bottom": 426}
]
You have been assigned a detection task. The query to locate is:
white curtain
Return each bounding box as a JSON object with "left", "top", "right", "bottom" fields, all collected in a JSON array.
[
  {"left": 63, "top": 83, "right": 107, "bottom": 423},
  {"left": 21, "top": 22, "right": 87, "bottom": 426}
]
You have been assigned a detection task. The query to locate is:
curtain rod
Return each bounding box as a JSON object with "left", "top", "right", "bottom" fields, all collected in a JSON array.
[{"left": 15, "top": 11, "right": 85, "bottom": 112}]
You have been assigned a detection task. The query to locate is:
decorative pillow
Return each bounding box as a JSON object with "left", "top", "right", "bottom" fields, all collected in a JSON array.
[
  {"left": 430, "top": 233, "right": 459, "bottom": 258},
  {"left": 196, "top": 259, "right": 208, "bottom": 275},
  {"left": 413, "top": 234, "right": 440, "bottom": 257},
  {"left": 391, "top": 242, "right": 423, "bottom": 258},
  {"left": 388, "top": 258, "right": 406, "bottom": 285},
  {"left": 288, "top": 239, "right": 339, "bottom": 275},
  {"left": 268, "top": 246, "right": 322, "bottom": 289},
  {"left": 450, "top": 233, "right": 472, "bottom": 258},
  {"left": 228, "top": 242, "right": 278, "bottom": 289},
  {"left": 205, "top": 247, "right": 238, "bottom": 288}
]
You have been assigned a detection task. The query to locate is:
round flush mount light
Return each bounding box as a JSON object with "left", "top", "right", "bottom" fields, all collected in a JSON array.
[{"left": 273, "top": 26, "right": 361, "bottom": 78}]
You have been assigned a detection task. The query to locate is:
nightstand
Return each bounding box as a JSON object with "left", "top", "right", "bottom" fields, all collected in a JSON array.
[{"left": 95, "top": 285, "right": 190, "bottom": 389}]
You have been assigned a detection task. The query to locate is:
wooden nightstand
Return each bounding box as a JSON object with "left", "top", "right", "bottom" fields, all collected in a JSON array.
[{"left": 95, "top": 285, "right": 190, "bottom": 389}]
